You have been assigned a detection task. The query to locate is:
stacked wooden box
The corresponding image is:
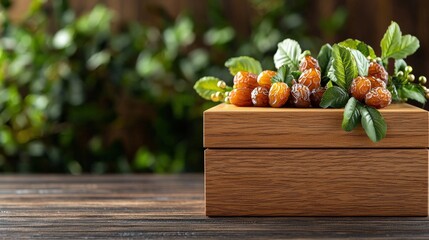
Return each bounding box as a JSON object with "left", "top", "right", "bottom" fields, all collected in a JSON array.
[{"left": 204, "top": 103, "right": 428, "bottom": 216}]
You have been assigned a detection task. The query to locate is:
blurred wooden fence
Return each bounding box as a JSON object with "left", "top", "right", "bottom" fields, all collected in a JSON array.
[{"left": 9, "top": 0, "right": 429, "bottom": 77}]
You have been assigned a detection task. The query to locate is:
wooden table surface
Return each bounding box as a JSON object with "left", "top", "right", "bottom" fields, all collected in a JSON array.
[{"left": 1, "top": 174, "right": 428, "bottom": 239}]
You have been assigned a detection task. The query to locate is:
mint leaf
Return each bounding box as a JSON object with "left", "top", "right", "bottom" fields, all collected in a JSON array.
[
  {"left": 320, "top": 86, "right": 350, "bottom": 108},
  {"left": 225, "top": 56, "right": 262, "bottom": 76},
  {"left": 338, "top": 39, "right": 376, "bottom": 58},
  {"left": 350, "top": 49, "right": 369, "bottom": 76},
  {"left": 291, "top": 70, "right": 301, "bottom": 80},
  {"left": 359, "top": 106, "right": 387, "bottom": 142},
  {"left": 193, "top": 76, "right": 226, "bottom": 100},
  {"left": 317, "top": 44, "right": 332, "bottom": 77},
  {"left": 400, "top": 84, "right": 427, "bottom": 104},
  {"left": 388, "top": 83, "right": 401, "bottom": 102},
  {"left": 327, "top": 44, "right": 358, "bottom": 90},
  {"left": 381, "top": 21, "right": 420, "bottom": 60},
  {"left": 394, "top": 59, "right": 407, "bottom": 74},
  {"left": 342, "top": 97, "right": 361, "bottom": 131},
  {"left": 357, "top": 42, "right": 376, "bottom": 59},
  {"left": 271, "top": 65, "right": 294, "bottom": 86},
  {"left": 273, "top": 39, "right": 302, "bottom": 70},
  {"left": 392, "top": 35, "right": 420, "bottom": 59}
]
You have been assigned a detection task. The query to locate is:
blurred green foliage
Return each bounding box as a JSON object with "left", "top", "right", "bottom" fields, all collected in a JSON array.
[{"left": 0, "top": 0, "right": 346, "bottom": 173}]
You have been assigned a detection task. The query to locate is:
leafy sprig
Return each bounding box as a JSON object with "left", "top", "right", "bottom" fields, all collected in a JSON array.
[{"left": 194, "top": 21, "right": 426, "bottom": 143}]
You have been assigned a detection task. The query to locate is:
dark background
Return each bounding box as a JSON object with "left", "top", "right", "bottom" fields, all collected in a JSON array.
[{"left": 1, "top": 0, "right": 428, "bottom": 173}]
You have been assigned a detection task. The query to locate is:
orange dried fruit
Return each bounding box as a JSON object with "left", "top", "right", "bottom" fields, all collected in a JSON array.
[
  {"left": 298, "top": 68, "right": 321, "bottom": 91},
  {"left": 367, "top": 76, "right": 386, "bottom": 89},
  {"left": 268, "top": 82, "right": 290, "bottom": 108},
  {"left": 251, "top": 86, "right": 270, "bottom": 107},
  {"left": 350, "top": 76, "right": 372, "bottom": 101},
  {"left": 257, "top": 70, "right": 276, "bottom": 88},
  {"left": 368, "top": 62, "right": 388, "bottom": 84},
  {"left": 310, "top": 87, "right": 326, "bottom": 107},
  {"left": 233, "top": 71, "right": 259, "bottom": 89},
  {"left": 291, "top": 83, "right": 311, "bottom": 108},
  {"left": 365, "top": 87, "right": 392, "bottom": 109},
  {"left": 299, "top": 55, "right": 321, "bottom": 72},
  {"left": 230, "top": 88, "right": 253, "bottom": 107}
]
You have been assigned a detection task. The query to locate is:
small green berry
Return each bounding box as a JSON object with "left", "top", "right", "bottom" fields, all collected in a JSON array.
[
  {"left": 217, "top": 81, "right": 226, "bottom": 89},
  {"left": 419, "top": 76, "right": 427, "bottom": 84},
  {"left": 405, "top": 66, "right": 413, "bottom": 73},
  {"left": 426, "top": 93, "right": 429, "bottom": 99},
  {"left": 375, "top": 57, "right": 382, "bottom": 62},
  {"left": 408, "top": 74, "right": 415, "bottom": 82},
  {"left": 367, "top": 56, "right": 372, "bottom": 60},
  {"left": 224, "top": 96, "right": 231, "bottom": 104},
  {"left": 397, "top": 71, "right": 404, "bottom": 77},
  {"left": 211, "top": 93, "right": 220, "bottom": 102}
]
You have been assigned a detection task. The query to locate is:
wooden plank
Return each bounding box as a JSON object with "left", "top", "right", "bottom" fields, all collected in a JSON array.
[
  {"left": 204, "top": 103, "right": 429, "bottom": 148},
  {"left": 205, "top": 149, "right": 428, "bottom": 216},
  {"left": 1, "top": 175, "right": 429, "bottom": 239}
]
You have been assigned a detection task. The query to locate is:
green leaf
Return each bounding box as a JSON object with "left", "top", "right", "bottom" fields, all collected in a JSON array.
[
  {"left": 400, "top": 84, "right": 427, "bottom": 104},
  {"left": 394, "top": 59, "right": 407, "bottom": 74},
  {"left": 350, "top": 49, "right": 369, "bottom": 76},
  {"left": 224, "top": 56, "right": 262, "bottom": 76},
  {"left": 388, "top": 83, "right": 401, "bottom": 102},
  {"left": 271, "top": 65, "right": 294, "bottom": 86},
  {"left": 356, "top": 42, "right": 377, "bottom": 59},
  {"left": 327, "top": 44, "right": 358, "bottom": 90},
  {"left": 381, "top": 21, "right": 420, "bottom": 60},
  {"left": 342, "top": 97, "right": 361, "bottom": 131},
  {"left": 320, "top": 86, "right": 350, "bottom": 108},
  {"left": 317, "top": 44, "right": 332, "bottom": 77},
  {"left": 291, "top": 71, "right": 301, "bottom": 80},
  {"left": 359, "top": 106, "right": 387, "bottom": 142},
  {"left": 193, "top": 76, "right": 225, "bottom": 100},
  {"left": 273, "top": 39, "right": 302, "bottom": 70},
  {"left": 338, "top": 39, "right": 376, "bottom": 58}
]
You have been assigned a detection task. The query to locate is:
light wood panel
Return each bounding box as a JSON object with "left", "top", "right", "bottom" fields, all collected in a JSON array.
[
  {"left": 205, "top": 149, "right": 428, "bottom": 216},
  {"left": 204, "top": 103, "right": 429, "bottom": 148}
]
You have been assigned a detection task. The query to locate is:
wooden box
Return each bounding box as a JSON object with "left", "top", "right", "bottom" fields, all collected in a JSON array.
[{"left": 204, "top": 103, "right": 429, "bottom": 216}]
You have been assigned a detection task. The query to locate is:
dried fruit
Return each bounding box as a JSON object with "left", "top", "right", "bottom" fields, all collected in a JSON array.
[
  {"left": 368, "top": 76, "right": 386, "bottom": 89},
  {"left": 299, "top": 55, "right": 321, "bottom": 72},
  {"left": 298, "top": 68, "right": 321, "bottom": 91},
  {"left": 230, "top": 88, "right": 253, "bottom": 107},
  {"left": 257, "top": 70, "right": 276, "bottom": 88},
  {"left": 350, "top": 76, "right": 372, "bottom": 101},
  {"left": 365, "top": 87, "right": 392, "bottom": 109},
  {"left": 310, "top": 87, "right": 326, "bottom": 107},
  {"left": 368, "top": 62, "right": 388, "bottom": 83},
  {"left": 233, "top": 71, "right": 259, "bottom": 89},
  {"left": 291, "top": 83, "right": 311, "bottom": 108},
  {"left": 268, "top": 82, "right": 290, "bottom": 108},
  {"left": 251, "top": 86, "right": 270, "bottom": 107}
]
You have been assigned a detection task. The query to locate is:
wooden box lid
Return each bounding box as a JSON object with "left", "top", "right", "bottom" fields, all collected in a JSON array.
[{"left": 204, "top": 103, "right": 429, "bottom": 148}]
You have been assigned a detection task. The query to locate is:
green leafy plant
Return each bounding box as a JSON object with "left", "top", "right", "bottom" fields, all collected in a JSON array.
[{"left": 194, "top": 21, "right": 426, "bottom": 143}]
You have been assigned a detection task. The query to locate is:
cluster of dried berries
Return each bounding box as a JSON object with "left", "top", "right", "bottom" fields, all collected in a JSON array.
[
  {"left": 350, "top": 61, "right": 391, "bottom": 109},
  {"left": 226, "top": 55, "right": 325, "bottom": 108}
]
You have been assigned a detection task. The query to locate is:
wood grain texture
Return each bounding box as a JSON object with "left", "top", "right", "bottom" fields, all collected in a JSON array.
[
  {"left": 205, "top": 149, "right": 428, "bottom": 216},
  {"left": 204, "top": 103, "right": 429, "bottom": 148},
  {"left": 1, "top": 175, "right": 429, "bottom": 239}
]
